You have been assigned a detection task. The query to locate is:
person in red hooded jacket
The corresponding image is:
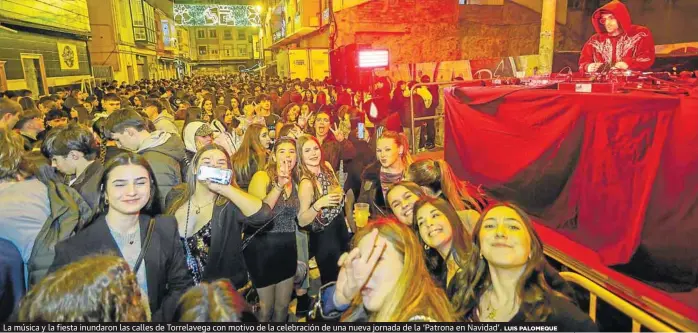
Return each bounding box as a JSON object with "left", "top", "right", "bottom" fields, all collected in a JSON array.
[{"left": 579, "top": 0, "right": 655, "bottom": 73}]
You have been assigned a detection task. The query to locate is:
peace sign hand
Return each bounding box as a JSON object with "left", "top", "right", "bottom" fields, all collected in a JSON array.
[
  {"left": 335, "top": 229, "right": 387, "bottom": 306},
  {"left": 330, "top": 123, "right": 345, "bottom": 142},
  {"left": 297, "top": 109, "right": 310, "bottom": 128}
]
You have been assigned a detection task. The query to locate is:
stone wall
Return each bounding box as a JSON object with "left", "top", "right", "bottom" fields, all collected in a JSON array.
[{"left": 333, "top": 0, "right": 585, "bottom": 64}]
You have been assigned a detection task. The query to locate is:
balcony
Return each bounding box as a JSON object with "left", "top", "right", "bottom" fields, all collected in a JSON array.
[{"left": 268, "top": 0, "right": 321, "bottom": 49}]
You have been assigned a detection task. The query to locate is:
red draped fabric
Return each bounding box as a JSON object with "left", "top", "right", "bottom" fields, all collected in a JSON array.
[{"left": 444, "top": 85, "right": 698, "bottom": 288}]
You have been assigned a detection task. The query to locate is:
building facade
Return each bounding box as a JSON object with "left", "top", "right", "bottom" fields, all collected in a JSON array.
[
  {"left": 173, "top": 3, "right": 262, "bottom": 75},
  {"left": 189, "top": 26, "right": 260, "bottom": 74},
  {"left": 262, "top": 0, "right": 331, "bottom": 80},
  {"left": 0, "top": 0, "right": 92, "bottom": 95},
  {"left": 87, "top": 0, "right": 180, "bottom": 84}
]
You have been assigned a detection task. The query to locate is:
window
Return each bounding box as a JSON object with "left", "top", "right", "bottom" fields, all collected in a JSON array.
[
  {"left": 162, "top": 20, "right": 171, "bottom": 47},
  {"left": 130, "top": 0, "right": 144, "bottom": 27},
  {"left": 198, "top": 46, "right": 207, "bottom": 55},
  {"left": 197, "top": 29, "right": 205, "bottom": 39},
  {"left": 238, "top": 30, "right": 245, "bottom": 40},
  {"left": 144, "top": 3, "right": 156, "bottom": 43},
  {"left": 223, "top": 46, "right": 234, "bottom": 57},
  {"left": 224, "top": 30, "right": 233, "bottom": 40},
  {"left": 238, "top": 45, "right": 247, "bottom": 56},
  {"left": 209, "top": 29, "right": 217, "bottom": 38},
  {"left": 210, "top": 45, "right": 219, "bottom": 56}
]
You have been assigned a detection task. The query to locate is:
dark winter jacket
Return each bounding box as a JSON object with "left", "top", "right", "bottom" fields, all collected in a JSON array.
[{"left": 136, "top": 131, "right": 186, "bottom": 210}]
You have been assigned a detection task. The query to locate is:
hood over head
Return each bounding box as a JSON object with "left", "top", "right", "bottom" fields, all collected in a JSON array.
[
  {"left": 137, "top": 130, "right": 186, "bottom": 162},
  {"left": 592, "top": 0, "right": 632, "bottom": 34}
]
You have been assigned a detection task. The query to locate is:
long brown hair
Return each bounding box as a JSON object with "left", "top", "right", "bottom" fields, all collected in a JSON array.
[
  {"left": 408, "top": 159, "right": 486, "bottom": 212},
  {"left": 341, "top": 218, "right": 457, "bottom": 322},
  {"left": 17, "top": 255, "right": 148, "bottom": 322},
  {"left": 295, "top": 134, "right": 337, "bottom": 189},
  {"left": 455, "top": 202, "right": 561, "bottom": 321},
  {"left": 231, "top": 123, "right": 268, "bottom": 188},
  {"left": 166, "top": 144, "right": 234, "bottom": 215},
  {"left": 265, "top": 136, "right": 300, "bottom": 190},
  {"left": 412, "top": 197, "right": 472, "bottom": 291}
]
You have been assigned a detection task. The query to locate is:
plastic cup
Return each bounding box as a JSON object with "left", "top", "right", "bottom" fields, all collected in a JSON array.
[{"left": 354, "top": 203, "right": 370, "bottom": 228}]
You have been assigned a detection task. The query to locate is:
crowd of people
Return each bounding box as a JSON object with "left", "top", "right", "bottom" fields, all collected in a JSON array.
[{"left": 0, "top": 74, "right": 594, "bottom": 328}]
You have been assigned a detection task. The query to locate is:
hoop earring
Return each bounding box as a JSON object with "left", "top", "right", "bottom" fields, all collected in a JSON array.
[
  {"left": 105, "top": 197, "right": 109, "bottom": 206},
  {"left": 424, "top": 244, "right": 429, "bottom": 251}
]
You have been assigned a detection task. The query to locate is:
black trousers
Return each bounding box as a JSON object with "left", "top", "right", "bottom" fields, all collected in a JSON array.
[{"left": 309, "top": 214, "right": 350, "bottom": 285}]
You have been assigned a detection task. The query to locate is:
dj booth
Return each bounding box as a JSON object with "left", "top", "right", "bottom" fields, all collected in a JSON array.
[{"left": 442, "top": 75, "right": 698, "bottom": 292}]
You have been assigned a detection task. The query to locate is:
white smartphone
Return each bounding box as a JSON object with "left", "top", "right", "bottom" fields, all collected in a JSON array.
[
  {"left": 358, "top": 123, "right": 365, "bottom": 139},
  {"left": 197, "top": 165, "right": 232, "bottom": 185}
]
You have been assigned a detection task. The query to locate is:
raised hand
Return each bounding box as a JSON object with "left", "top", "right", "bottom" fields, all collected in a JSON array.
[
  {"left": 335, "top": 229, "right": 387, "bottom": 305},
  {"left": 277, "top": 159, "right": 292, "bottom": 187},
  {"left": 330, "top": 123, "right": 345, "bottom": 142},
  {"left": 298, "top": 108, "right": 310, "bottom": 128}
]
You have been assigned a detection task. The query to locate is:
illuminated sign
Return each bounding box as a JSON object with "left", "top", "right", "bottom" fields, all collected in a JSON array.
[
  {"left": 358, "top": 50, "right": 389, "bottom": 68},
  {"left": 174, "top": 4, "right": 261, "bottom": 27}
]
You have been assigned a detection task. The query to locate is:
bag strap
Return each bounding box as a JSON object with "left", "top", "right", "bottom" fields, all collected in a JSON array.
[{"left": 134, "top": 218, "right": 156, "bottom": 274}]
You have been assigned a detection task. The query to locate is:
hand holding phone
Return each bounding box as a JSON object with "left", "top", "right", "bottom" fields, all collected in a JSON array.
[{"left": 197, "top": 165, "right": 232, "bottom": 185}]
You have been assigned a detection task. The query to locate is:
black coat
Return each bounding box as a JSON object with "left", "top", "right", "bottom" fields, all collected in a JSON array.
[
  {"left": 70, "top": 161, "right": 104, "bottom": 211},
  {"left": 49, "top": 214, "right": 194, "bottom": 322},
  {"left": 165, "top": 188, "right": 273, "bottom": 289}
]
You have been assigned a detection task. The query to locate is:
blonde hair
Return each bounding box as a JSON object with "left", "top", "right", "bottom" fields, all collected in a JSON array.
[
  {"left": 0, "top": 128, "right": 24, "bottom": 181},
  {"left": 341, "top": 218, "right": 457, "bottom": 322},
  {"left": 17, "top": 255, "right": 148, "bottom": 322},
  {"left": 377, "top": 131, "right": 413, "bottom": 175}
]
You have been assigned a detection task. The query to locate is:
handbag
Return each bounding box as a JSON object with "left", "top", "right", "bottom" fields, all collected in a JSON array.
[{"left": 133, "top": 218, "right": 155, "bottom": 274}]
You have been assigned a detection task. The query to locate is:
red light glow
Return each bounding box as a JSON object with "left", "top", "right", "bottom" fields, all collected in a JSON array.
[{"left": 358, "top": 50, "right": 389, "bottom": 68}]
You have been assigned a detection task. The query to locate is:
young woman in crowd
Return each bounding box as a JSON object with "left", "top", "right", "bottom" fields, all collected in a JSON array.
[
  {"left": 230, "top": 97, "right": 241, "bottom": 117},
  {"left": 211, "top": 105, "right": 231, "bottom": 132},
  {"left": 296, "top": 135, "right": 350, "bottom": 285},
  {"left": 50, "top": 152, "right": 193, "bottom": 321},
  {"left": 246, "top": 136, "right": 299, "bottom": 322},
  {"left": 182, "top": 107, "right": 204, "bottom": 134},
  {"left": 165, "top": 144, "right": 271, "bottom": 290},
  {"left": 209, "top": 106, "right": 241, "bottom": 157},
  {"left": 408, "top": 159, "right": 487, "bottom": 232},
  {"left": 230, "top": 124, "right": 270, "bottom": 190},
  {"left": 456, "top": 203, "right": 595, "bottom": 330},
  {"left": 175, "top": 279, "right": 255, "bottom": 322},
  {"left": 182, "top": 121, "right": 214, "bottom": 164},
  {"left": 201, "top": 96, "right": 215, "bottom": 122},
  {"left": 412, "top": 197, "right": 473, "bottom": 293},
  {"left": 385, "top": 181, "right": 425, "bottom": 225},
  {"left": 356, "top": 131, "right": 412, "bottom": 218},
  {"left": 17, "top": 255, "right": 149, "bottom": 322},
  {"left": 278, "top": 103, "right": 300, "bottom": 136},
  {"left": 331, "top": 218, "right": 457, "bottom": 322},
  {"left": 238, "top": 100, "right": 264, "bottom": 131}
]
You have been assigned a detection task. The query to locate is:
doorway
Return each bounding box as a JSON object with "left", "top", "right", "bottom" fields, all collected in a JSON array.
[{"left": 20, "top": 54, "right": 47, "bottom": 96}]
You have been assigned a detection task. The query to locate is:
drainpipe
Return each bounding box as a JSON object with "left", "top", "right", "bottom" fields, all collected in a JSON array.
[{"left": 538, "top": 0, "right": 557, "bottom": 74}]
